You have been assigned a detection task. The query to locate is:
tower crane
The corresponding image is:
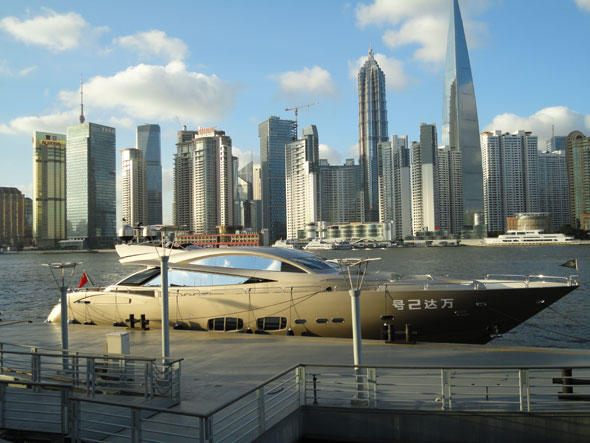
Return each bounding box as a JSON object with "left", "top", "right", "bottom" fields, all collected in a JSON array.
[{"left": 285, "top": 102, "right": 318, "bottom": 137}]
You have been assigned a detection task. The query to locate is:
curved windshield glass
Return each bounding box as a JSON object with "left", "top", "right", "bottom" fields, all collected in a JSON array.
[
  {"left": 145, "top": 269, "right": 248, "bottom": 287},
  {"left": 191, "top": 255, "right": 282, "bottom": 271},
  {"left": 118, "top": 268, "right": 161, "bottom": 286}
]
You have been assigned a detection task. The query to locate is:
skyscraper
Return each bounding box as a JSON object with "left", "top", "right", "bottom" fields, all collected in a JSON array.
[
  {"left": 121, "top": 148, "right": 147, "bottom": 228},
  {"left": 258, "top": 116, "right": 296, "bottom": 242},
  {"left": 411, "top": 124, "right": 438, "bottom": 234},
  {"left": 442, "top": 0, "right": 482, "bottom": 224},
  {"left": 565, "top": 130, "right": 590, "bottom": 229},
  {"left": 173, "top": 127, "right": 234, "bottom": 234},
  {"left": 285, "top": 125, "right": 319, "bottom": 240},
  {"left": 136, "top": 124, "right": 162, "bottom": 225},
  {"left": 32, "top": 131, "right": 66, "bottom": 248},
  {"left": 377, "top": 135, "right": 411, "bottom": 239},
  {"left": 319, "top": 158, "right": 364, "bottom": 226},
  {"left": 66, "top": 122, "right": 116, "bottom": 248},
  {"left": 538, "top": 150, "right": 569, "bottom": 231},
  {"left": 481, "top": 130, "right": 539, "bottom": 232},
  {"left": 436, "top": 146, "right": 463, "bottom": 235},
  {"left": 358, "top": 48, "right": 388, "bottom": 222}
]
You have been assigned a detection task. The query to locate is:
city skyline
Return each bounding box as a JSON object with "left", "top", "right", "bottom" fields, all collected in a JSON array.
[{"left": 1, "top": 1, "right": 590, "bottom": 224}]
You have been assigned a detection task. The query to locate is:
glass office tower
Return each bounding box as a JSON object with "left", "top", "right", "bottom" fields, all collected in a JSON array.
[
  {"left": 358, "top": 48, "right": 388, "bottom": 222},
  {"left": 258, "top": 116, "right": 296, "bottom": 242},
  {"left": 137, "top": 124, "right": 162, "bottom": 225},
  {"left": 66, "top": 122, "right": 116, "bottom": 248},
  {"left": 442, "top": 0, "right": 482, "bottom": 225}
]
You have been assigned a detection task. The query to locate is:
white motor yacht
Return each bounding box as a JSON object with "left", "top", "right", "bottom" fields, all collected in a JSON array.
[{"left": 47, "top": 246, "right": 579, "bottom": 344}]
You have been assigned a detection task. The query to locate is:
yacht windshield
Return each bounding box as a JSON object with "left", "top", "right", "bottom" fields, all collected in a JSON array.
[{"left": 118, "top": 268, "right": 161, "bottom": 286}]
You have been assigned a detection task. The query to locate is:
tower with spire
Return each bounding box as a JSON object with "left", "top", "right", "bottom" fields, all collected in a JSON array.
[
  {"left": 358, "top": 47, "right": 388, "bottom": 222},
  {"left": 442, "top": 0, "right": 482, "bottom": 228},
  {"left": 79, "top": 74, "right": 85, "bottom": 124}
]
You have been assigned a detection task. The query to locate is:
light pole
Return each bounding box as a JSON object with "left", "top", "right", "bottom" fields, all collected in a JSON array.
[
  {"left": 44, "top": 262, "right": 79, "bottom": 369},
  {"left": 339, "top": 257, "right": 380, "bottom": 405}
]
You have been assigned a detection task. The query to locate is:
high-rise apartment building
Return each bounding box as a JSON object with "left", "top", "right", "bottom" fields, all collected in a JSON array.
[
  {"left": 258, "top": 116, "right": 296, "bottom": 242},
  {"left": 442, "top": 0, "right": 482, "bottom": 224},
  {"left": 481, "top": 130, "right": 539, "bottom": 232},
  {"left": 285, "top": 125, "right": 319, "bottom": 240},
  {"left": 538, "top": 150, "right": 569, "bottom": 231},
  {"left": 436, "top": 146, "right": 463, "bottom": 235},
  {"left": 565, "top": 130, "right": 590, "bottom": 229},
  {"left": 173, "top": 127, "right": 234, "bottom": 234},
  {"left": 0, "top": 187, "right": 24, "bottom": 247},
  {"left": 32, "top": 131, "right": 66, "bottom": 248},
  {"left": 252, "top": 164, "right": 262, "bottom": 201},
  {"left": 358, "top": 48, "right": 388, "bottom": 222},
  {"left": 66, "top": 122, "right": 116, "bottom": 248},
  {"left": 318, "top": 158, "right": 364, "bottom": 226},
  {"left": 136, "top": 124, "right": 162, "bottom": 225},
  {"left": 377, "top": 135, "right": 411, "bottom": 239},
  {"left": 411, "top": 124, "right": 438, "bottom": 234},
  {"left": 121, "top": 148, "right": 147, "bottom": 228}
]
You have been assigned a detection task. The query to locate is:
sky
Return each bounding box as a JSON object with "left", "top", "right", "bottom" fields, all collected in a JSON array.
[{"left": 1, "top": 0, "right": 590, "bottom": 225}]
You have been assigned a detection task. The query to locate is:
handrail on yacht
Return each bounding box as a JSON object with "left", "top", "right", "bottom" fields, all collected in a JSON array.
[{"left": 484, "top": 273, "right": 578, "bottom": 286}]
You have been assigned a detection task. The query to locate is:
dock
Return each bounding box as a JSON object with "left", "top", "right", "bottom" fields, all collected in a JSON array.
[{"left": 1, "top": 322, "right": 590, "bottom": 441}]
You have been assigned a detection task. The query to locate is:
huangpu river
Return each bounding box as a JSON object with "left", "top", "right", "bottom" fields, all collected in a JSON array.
[{"left": 0, "top": 245, "right": 588, "bottom": 348}]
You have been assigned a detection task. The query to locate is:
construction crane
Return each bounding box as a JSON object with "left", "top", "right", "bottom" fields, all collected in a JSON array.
[{"left": 285, "top": 102, "right": 318, "bottom": 138}]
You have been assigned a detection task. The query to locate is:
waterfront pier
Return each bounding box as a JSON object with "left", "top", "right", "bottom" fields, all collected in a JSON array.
[{"left": 1, "top": 322, "right": 590, "bottom": 441}]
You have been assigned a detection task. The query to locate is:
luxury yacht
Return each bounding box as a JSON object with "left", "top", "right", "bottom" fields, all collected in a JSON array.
[{"left": 47, "top": 246, "right": 579, "bottom": 344}]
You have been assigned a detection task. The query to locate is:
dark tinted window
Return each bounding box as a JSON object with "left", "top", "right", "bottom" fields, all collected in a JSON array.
[{"left": 118, "top": 268, "right": 161, "bottom": 286}]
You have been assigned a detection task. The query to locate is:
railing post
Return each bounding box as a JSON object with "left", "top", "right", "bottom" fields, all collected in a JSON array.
[
  {"left": 441, "top": 369, "right": 452, "bottom": 410},
  {"left": 518, "top": 369, "right": 529, "bottom": 412},
  {"left": 87, "top": 357, "right": 95, "bottom": 397},
  {"left": 368, "top": 367, "right": 377, "bottom": 407},
  {"left": 0, "top": 343, "right": 4, "bottom": 375},
  {"left": 296, "top": 366, "right": 306, "bottom": 406},
  {"left": 0, "top": 382, "right": 5, "bottom": 429},
  {"left": 69, "top": 396, "right": 80, "bottom": 442},
  {"left": 73, "top": 352, "right": 79, "bottom": 386},
  {"left": 131, "top": 408, "right": 142, "bottom": 443},
  {"left": 31, "top": 347, "right": 41, "bottom": 391},
  {"left": 257, "top": 387, "right": 265, "bottom": 434}
]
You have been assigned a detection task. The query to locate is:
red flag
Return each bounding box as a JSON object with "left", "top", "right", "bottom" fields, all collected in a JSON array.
[{"left": 78, "top": 272, "right": 89, "bottom": 288}]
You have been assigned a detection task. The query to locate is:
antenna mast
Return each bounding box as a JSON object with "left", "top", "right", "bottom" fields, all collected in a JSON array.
[{"left": 79, "top": 74, "right": 85, "bottom": 124}]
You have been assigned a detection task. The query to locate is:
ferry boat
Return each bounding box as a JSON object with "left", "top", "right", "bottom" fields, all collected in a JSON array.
[
  {"left": 46, "top": 246, "right": 580, "bottom": 344},
  {"left": 303, "top": 239, "right": 335, "bottom": 250},
  {"left": 485, "top": 230, "right": 575, "bottom": 245}
]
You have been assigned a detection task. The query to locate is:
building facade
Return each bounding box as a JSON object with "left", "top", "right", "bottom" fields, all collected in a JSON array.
[
  {"left": 358, "top": 48, "right": 388, "bottom": 222},
  {"left": 136, "top": 124, "right": 162, "bottom": 225},
  {"left": 32, "top": 131, "right": 66, "bottom": 248},
  {"left": 121, "top": 148, "right": 147, "bottom": 228},
  {"left": 377, "top": 135, "right": 411, "bottom": 240},
  {"left": 0, "top": 187, "right": 24, "bottom": 247},
  {"left": 565, "top": 130, "right": 590, "bottom": 229},
  {"left": 538, "top": 150, "right": 569, "bottom": 231},
  {"left": 481, "top": 130, "right": 539, "bottom": 232},
  {"left": 66, "top": 122, "right": 116, "bottom": 248},
  {"left": 442, "top": 0, "right": 482, "bottom": 225},
  {"left": 410, "top": 124, "right": 438, "bottom": 235},
  {"left": 173, "top": 127, "right": 234, "bottom": 234},
  {"left": 436, "top": 146, "right": 463, "bottom": 235},
  {"left": 318, "top": 158, "right": 364, "bottom": 227},
  {"left": 285, "top": 125, "right": 319, "bottom": 240},
  {"left": 258, "top": 116, "right": 296, "bottom": 242}
]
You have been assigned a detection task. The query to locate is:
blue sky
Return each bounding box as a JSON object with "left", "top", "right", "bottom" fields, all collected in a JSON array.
[{"left": 1, "top": 0, "right": 589, "bottom": 224}]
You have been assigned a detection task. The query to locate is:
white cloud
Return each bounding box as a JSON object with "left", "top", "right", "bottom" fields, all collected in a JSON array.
[
  {"left": 347, "top": 143, "right": 359, "bottom": 162},
  {"left": 232, "top": 146, "right": 259, "bottom": 166},
  {"left": 484, "top": 106, "right": 590, "bottom": 147},
  {"left": 575, "top": 0, "right": 590, "bottom": 12},
  {"left": 356, "top": 0, "right": 490, "bottom": 64},
  {"left": 0, "top": 110, "right": 77, "bottom": 135},
  {"left": 113, "top": 30, "right": 188, "bottom": 62},
  {"left": 319, "top": 144, "right": 342, "bottom": 165},
  {"left": 275, "top": 66, "right": 337, "bottom": 98},
  {"left": 108, "top": 116, "right": 134, "bottom": 128},
  {"left": 59, "top": 61, "right": 237, "bottom": 125},
  {"left": 18, "top": 66, "right": 37, "bottom": 76},
  {"left": 349, "top": 52, "right": 409, "bottom": 91},
  {"left": 0, "top": 9, "right": 105, "bottom": 51}
]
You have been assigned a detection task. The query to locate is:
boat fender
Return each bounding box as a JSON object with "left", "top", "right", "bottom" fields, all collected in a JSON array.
[{"left": 286, "top": 328, "right": 294, "bottom": 336}]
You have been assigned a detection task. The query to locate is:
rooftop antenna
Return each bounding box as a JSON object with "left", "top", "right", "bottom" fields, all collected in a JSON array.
[{"left": 79, "top": 74, "right": 85, "bottom": 124}]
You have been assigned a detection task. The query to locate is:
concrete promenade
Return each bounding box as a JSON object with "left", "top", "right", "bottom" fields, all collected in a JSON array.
[{"left": 1, "top": 321, "right": 590, "bottom": 415}]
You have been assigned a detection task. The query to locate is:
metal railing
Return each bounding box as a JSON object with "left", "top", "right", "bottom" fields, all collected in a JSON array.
[
  {"left": 0, "top": 342, "right": 182, "bottom": 401},
  {"left": 484, "top": 273, "right": 578, "bottom": 287},
  {"left": 2, "top": 364, "right": 589, "bottom": 441}
]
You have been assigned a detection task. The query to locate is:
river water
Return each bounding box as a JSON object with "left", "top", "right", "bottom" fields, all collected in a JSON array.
[{"left": 0, "top": 245, "right": 588, "bottom": 348}]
